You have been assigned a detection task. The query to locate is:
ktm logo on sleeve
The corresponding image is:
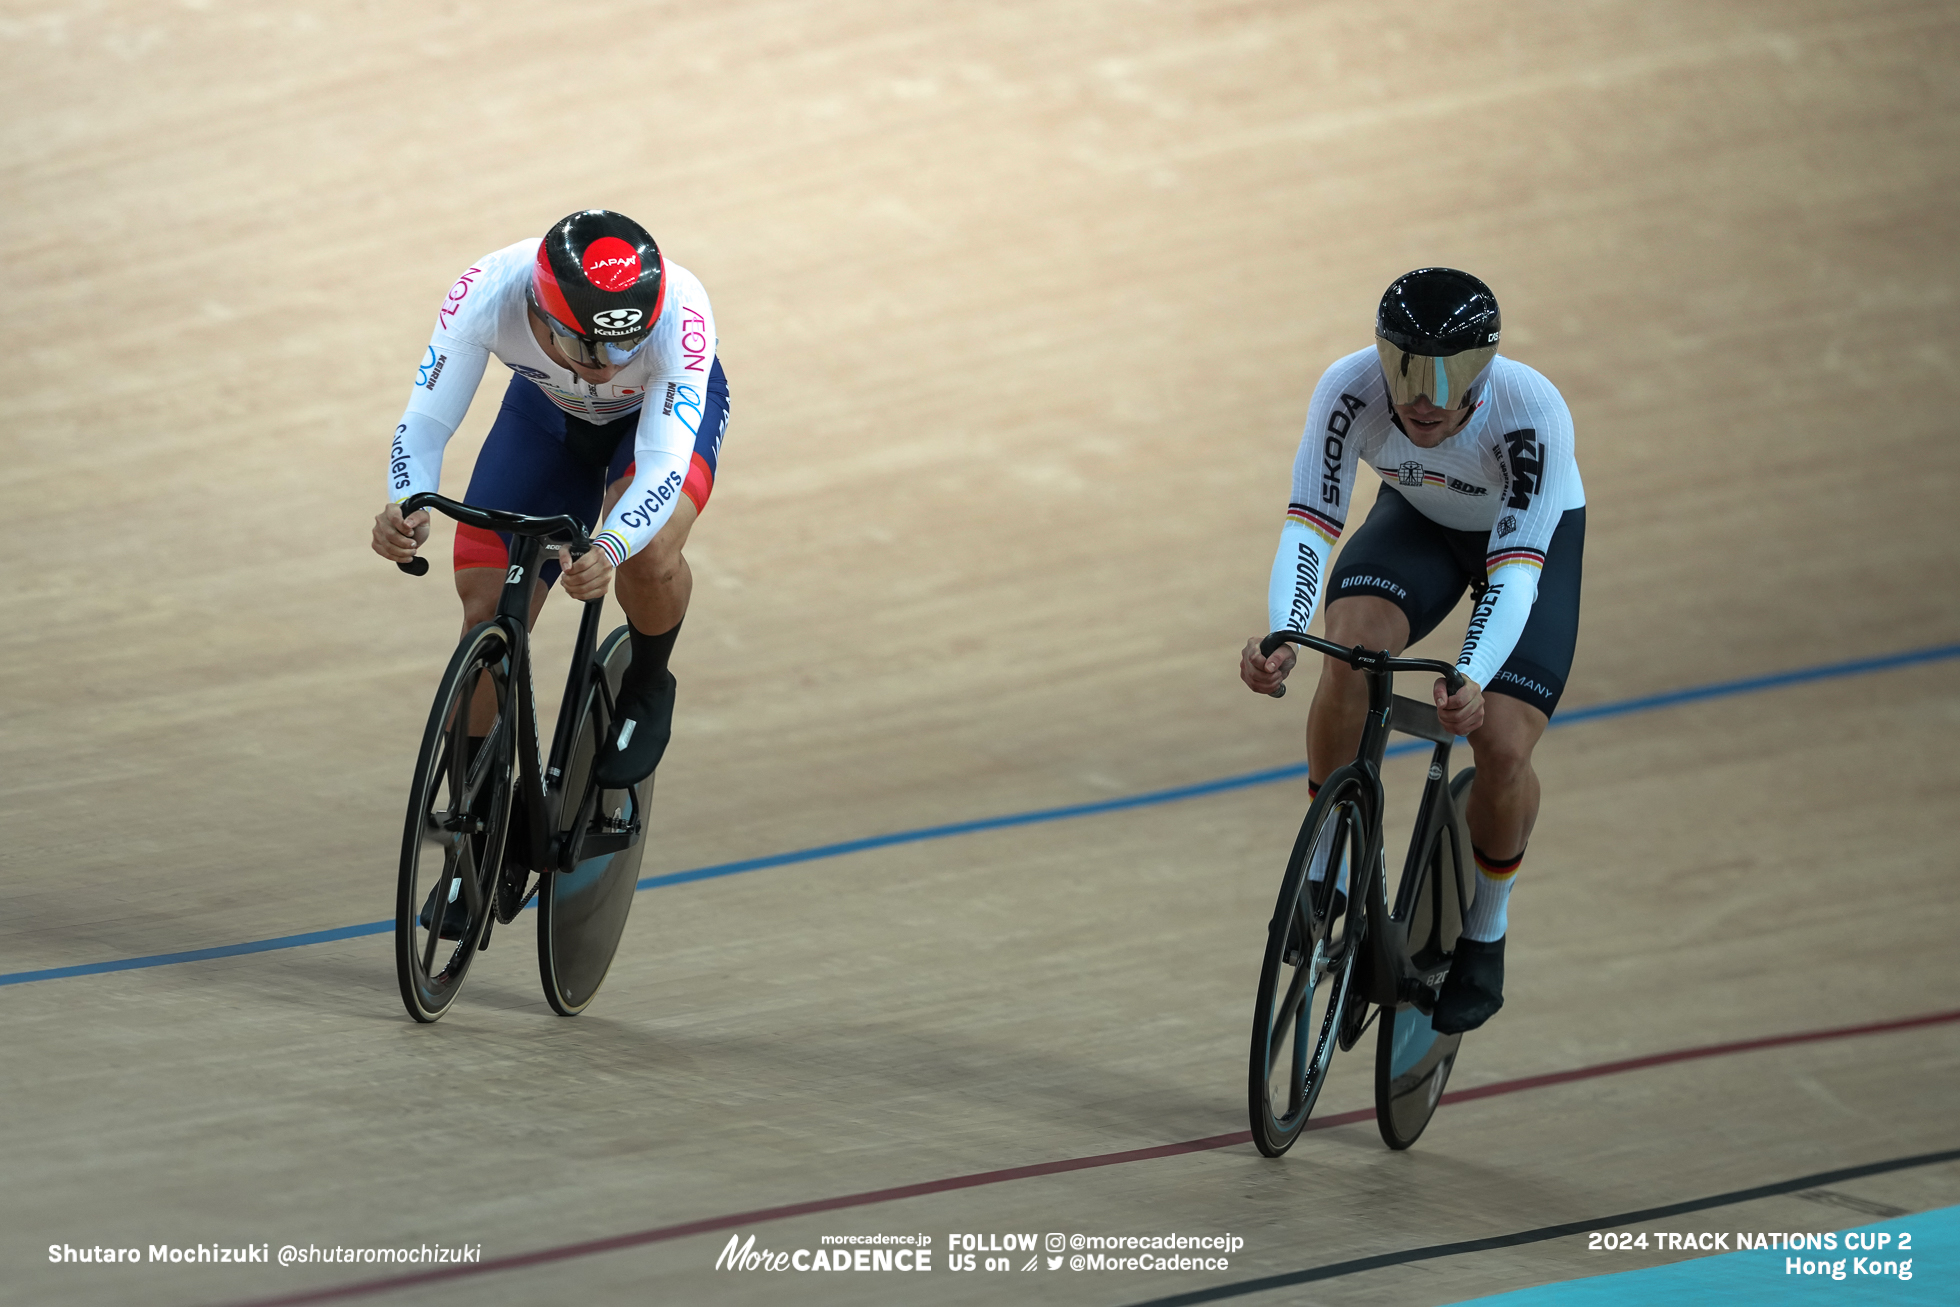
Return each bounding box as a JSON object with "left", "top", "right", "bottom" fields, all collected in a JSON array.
[{"left": 1503, "top": 429, "right": 1542, "bottom": 509}]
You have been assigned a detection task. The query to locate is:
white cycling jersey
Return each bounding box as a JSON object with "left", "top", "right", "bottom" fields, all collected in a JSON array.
[
  {"left": 1267, "top": 349, "right": 1585, "bottom": 690},
  {"left": 386, "top": 239, "right": 718, "bottom": 568}
]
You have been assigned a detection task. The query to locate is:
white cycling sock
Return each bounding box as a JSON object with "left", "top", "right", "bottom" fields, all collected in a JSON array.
[{"left": 1462, "top": 846, "right": 1522, "bottom": 942}]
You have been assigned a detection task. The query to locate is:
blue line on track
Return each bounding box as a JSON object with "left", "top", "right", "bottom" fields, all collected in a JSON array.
[{"left": 5, "top": 641, "right": 1955, "bottom": 989}]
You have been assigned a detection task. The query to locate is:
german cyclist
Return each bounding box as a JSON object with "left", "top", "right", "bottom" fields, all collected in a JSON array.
[
  {"left": 1239, "top": 268, "right": 1584, "bottom": 1034},
  {"left": 369, "top": 208, "right": 728, "bottom": 792}
]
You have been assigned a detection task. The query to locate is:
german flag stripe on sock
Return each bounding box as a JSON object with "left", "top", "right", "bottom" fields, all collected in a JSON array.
[{"left": 1473, "top": 846, "right": 1525, "bottom": 880}]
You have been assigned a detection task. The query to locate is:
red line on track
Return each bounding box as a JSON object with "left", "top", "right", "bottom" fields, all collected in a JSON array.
[{"left": 221, "top": 1007, "right": 1960, "bottom": 1307}]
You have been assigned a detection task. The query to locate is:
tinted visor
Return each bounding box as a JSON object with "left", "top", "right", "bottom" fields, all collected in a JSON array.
[
  {"left": 543, "top": 315, "right": 649, "bottom": 368},
  {"left": 1375, "top": 338, "right": 1496, "bottom": 410}
]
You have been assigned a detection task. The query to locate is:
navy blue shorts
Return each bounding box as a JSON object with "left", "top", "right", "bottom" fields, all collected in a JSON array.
[
  {"left": 1326, "top": 487, "right": 1584, "bottom": 716},
  {"left": 454, "top": 359, "right": 729, "bottom": 585}
]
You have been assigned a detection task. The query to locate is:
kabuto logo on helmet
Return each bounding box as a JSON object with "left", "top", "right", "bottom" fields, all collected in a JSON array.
[
  {"left": 581, "top": 237, "right": 642, "bottom": 292},
  {"left": 591, "top": 308, "right": 644, "bottom": 331}
]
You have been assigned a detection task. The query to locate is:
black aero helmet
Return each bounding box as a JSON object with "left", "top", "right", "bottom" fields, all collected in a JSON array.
[
  {"left": 528, "top": 209, "right": 663, "bottom": 367},
  {"left": 1374, "top": 268, "right": 1501, "bottom": 410}
]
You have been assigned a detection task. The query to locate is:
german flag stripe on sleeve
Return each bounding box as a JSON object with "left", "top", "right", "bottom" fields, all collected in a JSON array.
[
  {"left": 1286, "top": 503, "right": 1343, "bottom": 545},
  {"left": 1485, "top": 546, "right": 1546, "bottom": 573}
]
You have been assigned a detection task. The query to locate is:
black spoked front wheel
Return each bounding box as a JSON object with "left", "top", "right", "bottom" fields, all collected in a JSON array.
[
  {"left": 1373, "top": 766, "right": 1476, "bottom": 1148},
  {"left": 394, "top": 622, "right": 515, "bottom": 1023},
  {"left": 1248, "top": 779, "right": 1367, "bottom": 1157},
  {"left": 537, "top": 625, "right": 654, "bottom": 1016}
]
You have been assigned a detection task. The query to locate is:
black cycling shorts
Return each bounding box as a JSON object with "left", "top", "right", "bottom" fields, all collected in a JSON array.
[{"left": 1326, "top": 487, "right": 1584, "bottom": 717}]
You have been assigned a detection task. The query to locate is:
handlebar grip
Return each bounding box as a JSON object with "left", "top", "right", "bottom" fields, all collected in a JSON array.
[
  {"left": 1259, "top": 631, "right": 1303, "bottom": 697},
  {"left": 397, "top": 557, "right": 430, "bottom": 576}
]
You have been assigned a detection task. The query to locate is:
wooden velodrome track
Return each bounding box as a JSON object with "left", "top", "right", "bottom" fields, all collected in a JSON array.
[{"left": 3, "top": 2, "right": 1957, "bottom": 1304}]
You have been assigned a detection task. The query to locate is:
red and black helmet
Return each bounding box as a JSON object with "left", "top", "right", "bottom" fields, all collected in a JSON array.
[{"left": 528, "top": 210, "right": 664, "bottom": 366}]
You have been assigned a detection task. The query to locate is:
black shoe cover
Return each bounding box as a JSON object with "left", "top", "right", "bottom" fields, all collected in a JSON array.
[
  {"left": 1432, "top": 934, "right": 1505, "bottom": 1034},
  {"left": 418, "top": 880, "right": 473, "bottom": 941},
  {"left": 593, "top": 670, "right": 676, "bottom": 789}
]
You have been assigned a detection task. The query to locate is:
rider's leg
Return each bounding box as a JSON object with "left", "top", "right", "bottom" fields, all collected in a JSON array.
[
  {"left": 1302, "top": 596, "right": 1408, "bottom": 905},
  {"left": 591, "top": 496, "right": 697, "bottom": 787},
  {"left": 1434, "top": 691, "right": 1549, "bottom": 1034},
  {"left": 592, "top": 358, "right": 728, "bottom": 787},
  {"left": 1461, "top": 692, "right": 1548, "bottom": 941},
  {"left": 611, "top": 496, "right": 696, "bottom": 646},
  {"left": 1455, "top": 502, "right": 1582, "bottom": 948},
  {"left": 1306, "top": 595, "right": 1410, "bottom": 787},
  {"left": 456, "top": 564, "right": 552, "bottom": 632},
  {"left": 455, "top": 563, "right": 550, "bottom": 733}
]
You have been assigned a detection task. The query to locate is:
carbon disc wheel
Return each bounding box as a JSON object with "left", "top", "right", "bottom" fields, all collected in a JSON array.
[
  {"left": 537, "top": 626, "right": 654, "bottom": 1017},
  {"left": 1371, "top": 765, "right": 1476, "bottom": 1147}
]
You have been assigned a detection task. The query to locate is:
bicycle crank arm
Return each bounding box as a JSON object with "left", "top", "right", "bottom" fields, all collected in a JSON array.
[
  {"left": 548, "top": 807, "right": 645, "bottom": 868},
  {"left": 573, "top": 824, "right": 641, "bottom": 861},
  {"left": 1399, "top": 973, "right": 1450, "bottom": 1012}
]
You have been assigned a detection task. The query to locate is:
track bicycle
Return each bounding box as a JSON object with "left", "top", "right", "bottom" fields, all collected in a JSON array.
[
  {"left": 1247, "top": 630, "right": 1478, "bottom": 1156},
  {"left": 392, "top": 492, "right": 654, "bottom": 1023}
]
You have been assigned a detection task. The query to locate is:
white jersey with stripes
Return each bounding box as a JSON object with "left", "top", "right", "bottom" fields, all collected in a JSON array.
[
  {"left": 385, "top": 239, "right": 717, "bottom": 567},
  {"left": 1267, "top": 349, "right": 1585, "bottom": 690}
]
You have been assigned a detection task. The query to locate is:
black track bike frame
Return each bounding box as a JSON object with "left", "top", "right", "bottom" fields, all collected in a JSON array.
[
  {"left": 1259, "top": 631, "right": 1473, "bottom": 1011},
  {"left": 399, "top": 493, "right": 639, "bottom": 889}
]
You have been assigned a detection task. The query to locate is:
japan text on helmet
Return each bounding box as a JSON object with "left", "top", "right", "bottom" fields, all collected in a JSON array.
[
  {"left": 1374, "top": 268, "right": 1500, "bottom": 410},
  {"left": 528, "top": 210, "right": 664, "bottom": 367}
]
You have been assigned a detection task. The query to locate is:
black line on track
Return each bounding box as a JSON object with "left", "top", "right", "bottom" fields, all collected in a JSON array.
[{"left": 1117, "top": 1147, "right": 1960, "bottom": 1307}]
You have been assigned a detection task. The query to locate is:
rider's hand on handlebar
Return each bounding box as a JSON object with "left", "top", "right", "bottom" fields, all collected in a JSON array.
[
  {"left": 1241, "top": 637, "right": 1297, "bottom": 695},
  {"left": 560, "top": 546, "right": 614, "bottom": 602},
  {"left": 1434, "top": 675, "right": 1484, "bottom": 737},
  {"left": 372, "top": 502, "right": 430, "bottom": 563}
]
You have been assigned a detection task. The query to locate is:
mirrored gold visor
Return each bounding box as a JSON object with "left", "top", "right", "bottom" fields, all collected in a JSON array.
[{"left": 1375, "top": 338, "right": 1497, "bottom": 410}]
